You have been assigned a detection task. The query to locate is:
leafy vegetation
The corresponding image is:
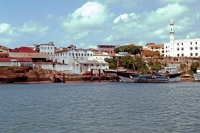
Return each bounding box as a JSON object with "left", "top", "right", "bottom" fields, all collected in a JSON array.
[
  {"left": 114, "top": 45, "right": 141, "bottom": 55},
  {"left": 142, "top": 50, "right": 160, "bottom": 58},
  {"left": 147, "top": 59, "right": 162, "bottom": 71},
  {"left": 120, "top": 55, "right": 134, "bottom": 69},
  {"left": 190, "top": 62, "right": 199, "bottom": 74},
  {"left": 104, "top": 58, "right": 117, "bottom": 69}
]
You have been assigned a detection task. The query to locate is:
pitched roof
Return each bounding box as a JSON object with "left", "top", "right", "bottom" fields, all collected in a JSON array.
[
  {"left": 146, "top": 44, "right": 163, "bottom": 48},
  {"left": 11, "top": 46, "right": 37, "bottom": 53}
]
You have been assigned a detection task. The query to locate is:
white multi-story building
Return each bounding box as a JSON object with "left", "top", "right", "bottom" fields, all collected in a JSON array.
[
  {"left": 55, "top": 46, "right": 109, "bottom": 74},
  {"left": 36, "top": 42, "right": 55, "bottom": 61},
  {"left": 164, "top": 19, "right": 200, "bottom": 57}
]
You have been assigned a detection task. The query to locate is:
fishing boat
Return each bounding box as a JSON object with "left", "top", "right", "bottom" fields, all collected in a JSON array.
[
  {"left": 158, "top": 66, "right": 182, "bottom": 82},
  {"left": 193, "top": 69, "right": 200, "bottom": 81},
  {"left": 103, "top": 69, "right": 138, "bottom": 82},
  {"left": 131, "top": 74, "right": 169, "bottom": 83}
]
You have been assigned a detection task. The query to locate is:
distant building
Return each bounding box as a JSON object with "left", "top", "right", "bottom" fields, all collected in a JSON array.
[
  {"left": 0, "top": 57, "right": 33, "bottom": 67},
  {"left": 145, "top": 43, "right": 164, "bottom": 56},
  {"left": 9, "top": 46, "right": 49, "bottom": 62},
  {"left": 97, "top": 45, "right": 116, "bottom": 54},
  {"left": 164, "top": 19, "right": 200, "bottom": 57}
]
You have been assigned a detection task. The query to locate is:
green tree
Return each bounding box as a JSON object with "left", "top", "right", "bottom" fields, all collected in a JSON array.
[
  {"left": 190, "top": 62, "right": 199, "bottom": 74},
  {"left": 133, "top": 56, "right": 150, "bottom": 73},
  {"left": 151, "top": 60, "right": 162, "bottom": 71},
  {"left": 114, "top": 45, "right": 141, "bottom": 55},
  {"left": 104, "top": 58, "right": 117, "bottom": 69},
  {"left": 121, "top": 55, "right": 134, "bottom": 69}
]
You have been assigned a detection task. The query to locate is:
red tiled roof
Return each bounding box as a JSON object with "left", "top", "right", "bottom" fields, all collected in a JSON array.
[
  {"left": 0, "top": 58, "right": 10, "bottom": 62},
  {"left": 147, "top": 44, "right": 163, "bottom": 48},
  {"left": 10, "top": 58, "right": 33, "bottom": 62},
  {"left": 11, "top": 47, "right": 36, "bottom": 53}
]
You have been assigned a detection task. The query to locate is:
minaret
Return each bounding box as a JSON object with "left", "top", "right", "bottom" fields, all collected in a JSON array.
[{"left": 169, "top": 19, "right": 175, "bottom": 56}]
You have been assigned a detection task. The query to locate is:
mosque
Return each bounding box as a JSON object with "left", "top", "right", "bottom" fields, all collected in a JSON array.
[{"left": 164, "top": 19, "right": 200, "bottom": 58}]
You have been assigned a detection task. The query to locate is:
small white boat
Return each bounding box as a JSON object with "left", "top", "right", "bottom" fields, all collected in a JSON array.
[{"left": 193, "top": 69, "right": 200, "bottom": 81}]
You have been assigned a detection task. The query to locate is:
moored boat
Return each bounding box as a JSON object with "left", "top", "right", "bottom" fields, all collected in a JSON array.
[
  {"left": 158, "top": 66, "right": 182, "bottom": 82},
  {"left": 131, "top": 74, "right": 169, "bottom": 83},
  {"left": 193, "top": 69, "right": 200, "bottom": 81}
]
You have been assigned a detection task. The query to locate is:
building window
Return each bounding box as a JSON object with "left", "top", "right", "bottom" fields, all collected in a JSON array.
[
  {"left": 195, "top": 47, "right": 198, "bottom": 50},
  {"left": 87, "top": 54, "right": 89, "bottom": 56},
  {"left": 177, "top": 48, "right": 179, "bottom": 51},
  {"left": 181, "top": 48, "right": 184, "bottom": 50},
  {"left": 90, "top": 54, "right": 92, "bottom": 56},
  {"left": 72, "top": 53, "right": 74, "bottom": 56},
  {"left": 190, "top": 42, "right": 192, "bottom": 45},
  {"left": 196, "top": 42, "right": 197, "bottom": 44},
  {"left": 81, "top": 53, "right": 83, "bottom": 56},
  {"left": 195, "top": 53, "right": 198, "bottom": 56},
  {"left": 76, "top": 53, "right": 78, "bottom": 56},
  {"left": 182, "top": 43, "right": 183, "bottom": 45},
  {"left": 190, "top": 47, "right": 193, "bottom": 50},
  {"left": 177, "top": 54, "right": 179, "bottom": 57},
  {"left": 190, "top": 53, "right": 193, "bottom": 56},
  {"left": 177, "top": 43, "right": 179, "bottom": 46}
]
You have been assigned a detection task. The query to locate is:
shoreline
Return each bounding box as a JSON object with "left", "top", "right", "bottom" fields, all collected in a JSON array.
[{"left": 0, "top": 78, "right": 197, "bottom": 84}]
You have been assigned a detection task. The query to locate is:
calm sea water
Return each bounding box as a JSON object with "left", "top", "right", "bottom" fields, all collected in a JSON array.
[{"left": 0, "top": 82, "right": 200, "bottom": 133}]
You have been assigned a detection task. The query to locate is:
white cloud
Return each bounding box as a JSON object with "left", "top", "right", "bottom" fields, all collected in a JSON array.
[
  {"left": 46, "top": 14, "right": 54, "bottom": 19},
  {"left": 19, "top": 21, "right": 49, "bottom": 36},
  {"left": 62, "top": 2, "right": 112, "bottom": 32},
  {"left": 104, "top": 3, "right": 192, "bottom": 45},
  {"left": 159, "top": 0, "right": 198, "bottom": 4},
  {"left": 146, "top": 3, "right": 188, "bottom": 24},
  {"left": 74, "top": 31, "right": 89, "bottom": 40},
  {"left": 0, "top": 23, "right": 17, "bottom": 36}
]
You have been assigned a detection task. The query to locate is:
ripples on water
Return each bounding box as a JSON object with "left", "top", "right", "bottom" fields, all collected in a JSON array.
[{"left": 0, "top": 82, "right": 200, "bottom": 133}]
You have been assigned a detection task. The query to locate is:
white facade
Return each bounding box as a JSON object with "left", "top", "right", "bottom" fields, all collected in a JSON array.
[
  {"left": 54, "top": 47, "right": 110, "bottom": 74},
  {"left": 164, "top": 20, "right": 200, "bottom": 57},
  {"left": 93, "top": 52, "right": 111, "bottom": 60},
  {"left": 55, "top": 48, "right": 94, "bottom": 65},
  {"left": 36, "top": 42, "right": 55, "bottom": 61}
]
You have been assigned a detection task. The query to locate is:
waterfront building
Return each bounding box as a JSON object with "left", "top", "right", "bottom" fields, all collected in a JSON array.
[
  {"left": 35, "top": 42, "right": 55, "bottom": 61},
  {"left": 9, "top": 46, "right": 49, "bottom": 62},
  {"left": 54, "top": 46, "right": 109, "bottom": 74},
  {"left": 164, "top": 19, "right": 200, "bottom": 57}
]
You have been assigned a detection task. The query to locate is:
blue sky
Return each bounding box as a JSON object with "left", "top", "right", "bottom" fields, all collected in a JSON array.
[{"left": 0, "top": 0, "right": 200, "bottom": 49}]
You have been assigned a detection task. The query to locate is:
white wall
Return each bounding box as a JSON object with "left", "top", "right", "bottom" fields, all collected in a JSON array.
[
  {"left": 0, "top": 62, "right": 11, "bottom": 66},
  {"left": 164, "top": 39, "right": 200, "bottom": 57}
]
